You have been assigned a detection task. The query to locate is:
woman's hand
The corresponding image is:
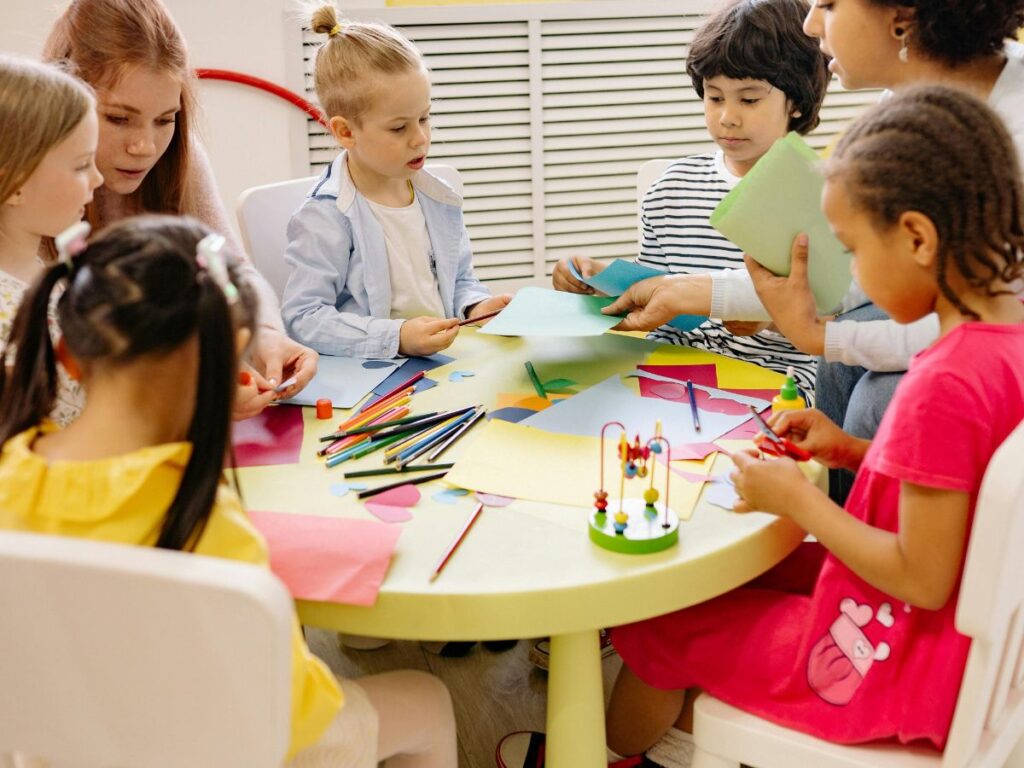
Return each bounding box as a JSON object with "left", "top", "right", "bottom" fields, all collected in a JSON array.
[
  {"left": 552, "top": 256, "right": 602, "bottom": 294},
  {"left": 466, "top": 294, "right": 513, "bottom": 325},
  {"left": 233, "top": 366, "right": 277, "bottom": 421},
  {"left": 249, "top": 327, "right": 319, "bottom": 400},
  {"left": 744, "top": 234, "right": 828, "bottom": 355},
  {"left": 768, "top": 408, "right": 870, "bottom": 471}
]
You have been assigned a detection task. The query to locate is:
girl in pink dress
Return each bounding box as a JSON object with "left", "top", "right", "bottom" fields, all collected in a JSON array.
[{"left": 607, "top": 85, "right": 1024, "bottom": 759}]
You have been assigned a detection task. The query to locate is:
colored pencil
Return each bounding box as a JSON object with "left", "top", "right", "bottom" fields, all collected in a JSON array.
[
  {"left": 356, "top": 469, "right": 450, "bottom": 499},
  {"left": 346, "top": 389, "right": 413, "bottom": 427},
  {"left": 524, "top": 361, "right": 546, "bottom": 399},
  {"left": 369, "top": 406, "right": 477, "bottom": 443},
  {"left": 456, "top": 307, "right": 503, "bottom": 326},
  {"left": 686, "top": 379, "right": 701, "bottom": 433},
  {"left": 358, "top": 370, "right": 425, "bottom": 414},
  {"left": 383, "top": 411, "right": 469, "bottom": 461},
  {"left": 325, "top": 431, "right": 409, "bottom": 468},
  {"left": 386, "top": 411, "right": 474, "bottom": 466},
  {"left": 424, "top": 407, "right": 486, "bottom": 462},
  {"left": 319, "top": 405, "right": 410, "bottom": 456},
  {"left": 319, "top": 411, "right": 440, "bottom": 441},
  {"left": 430, "top": 502, "right": 484, "bottom": 581},
  {"left": 343, "top": 463, "right": 454, "bottom": 479},
  {"left": 394, "top": 410, "right": 478, "bottom": 468}
]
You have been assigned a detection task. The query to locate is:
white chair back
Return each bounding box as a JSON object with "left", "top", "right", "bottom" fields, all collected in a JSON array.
[
  {"left": 691, "top": 419, "right": 1024, "bottom": 768},
  {"left": 636, "top": 159, "right": 673, "bottom": 245},
  {"left": 0, "top": 531, "right": 294, "bottom": 768},
  {"left": 237, "top": 164, "right": 464, "bottom": 299}
]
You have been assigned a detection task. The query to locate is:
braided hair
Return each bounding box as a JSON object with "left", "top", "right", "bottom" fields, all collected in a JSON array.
[
  {"left": 0, "top": 215, "right": 257, "bottom": 551},
  {"left": 825, "top": 85, "right": 1024, "bottom": 319}
]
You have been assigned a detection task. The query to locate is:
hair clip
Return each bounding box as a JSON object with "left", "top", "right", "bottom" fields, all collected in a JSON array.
[
  {"left": 328, "top": 21, "right": 344, "bottom": 37},
  {"left": 54, "top": 221, "right": 91, "bottom": 267},
  {"left": 196, "top": 233, "right": 239, "bottom": 304}
]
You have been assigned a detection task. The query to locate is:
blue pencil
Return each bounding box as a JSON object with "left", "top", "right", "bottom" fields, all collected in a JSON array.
[
  {"left": 390, "top": 408, "right": 477, "bottom": 467},
  {"left": 686, "top": 379, "right": 701, "bottom": 433}
]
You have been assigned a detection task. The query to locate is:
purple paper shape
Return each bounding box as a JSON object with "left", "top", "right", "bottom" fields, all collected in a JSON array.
[
  {"left": 232, "top": 405, "right": 304, "bottom": 468},
  {"left": 248, "top": 510, "right": 400, "bottom": 606}
]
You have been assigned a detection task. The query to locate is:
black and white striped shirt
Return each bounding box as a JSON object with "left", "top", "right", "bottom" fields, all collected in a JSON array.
[{"left": 639, "top": 152, "right": 817, "bottom": 395}]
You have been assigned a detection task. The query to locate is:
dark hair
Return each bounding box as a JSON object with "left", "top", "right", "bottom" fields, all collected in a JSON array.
[
  {"left": 867, "top": 0, "right": 1024, "bottom": 67},
  {"left": 826, "top": 85, "right": 1024, "bottom": 319},
  {"left": 686, "top": 0, "right": 830, "bottom": 134},
  {"left": 0, "top": 215, "right": 257, "bottom": 551}
]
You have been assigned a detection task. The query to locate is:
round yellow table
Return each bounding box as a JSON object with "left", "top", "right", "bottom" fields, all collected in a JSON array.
[{"left": 237, "top": 329, "right": 821, "bottom": 768}]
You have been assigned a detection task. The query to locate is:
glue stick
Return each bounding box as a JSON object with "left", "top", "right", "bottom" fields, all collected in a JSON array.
[{"left": 771, "top": 366, "right": 806, "bottom": 416}]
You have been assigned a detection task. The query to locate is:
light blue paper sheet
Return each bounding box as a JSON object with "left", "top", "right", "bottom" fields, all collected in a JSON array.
[
  {"left": 479, "top": 286, "right": 622, "bottom": 337},
  {"left": 520, "top": 374, "right": 753, "bottom": 445},
  {"left": 709, "top": 132, "right": 852, "bottom": 313},
  {"left": 282, "top": 355, "right": 405, "bottom": 409},
  {"left": 567, "top": 259, "right": 706, "bottom": 332}
]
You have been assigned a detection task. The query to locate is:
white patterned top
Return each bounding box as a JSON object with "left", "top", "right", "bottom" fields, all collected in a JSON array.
[{"left": 0, "top": 268, "right": 85, "bottom": 427}]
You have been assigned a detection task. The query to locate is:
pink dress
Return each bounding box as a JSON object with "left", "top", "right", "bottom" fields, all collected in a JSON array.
[{"left": 612, "top": 323, "right": 1024, "bottom": 748}]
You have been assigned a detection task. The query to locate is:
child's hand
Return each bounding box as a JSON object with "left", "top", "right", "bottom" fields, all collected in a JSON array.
[
  {"left": 552, "top": 256, "right": 601, "bottom": 294},
  {"left": 730, "top": 450, "right": 812, "bottom": 516},
  {"left": 466, "top": 294, "right": 512, "bottom": 325},
  {"left": 769, "top": 408, "right": 870, "bottom": 471},
  {"left": 399, "top": 316, "right": 459, "bottom": 356},
  {"left": 233, "top": 367, "right": 277, "bottom": 421}
]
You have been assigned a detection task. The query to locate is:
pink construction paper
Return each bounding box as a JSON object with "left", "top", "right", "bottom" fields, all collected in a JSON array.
[
  {"left": 669, "top": 442, "right": 720, "bottom": 461},
  {"left": 232, "top": 405, "right": 304, "bottom": 468},
  {"left": 365, "top": 503, "right": 414, "bottom": 523},
  {"left": 719, "top": 398, "right": 776, "bottom": 439},
  {"left": 367, "top": 485, "right": 421, "bottom": 507},
  {"left": 668, "top": 467, "right": 713, "bottom": 484},
  {"left": 638, "top": 364, "right": 719, "bottom": 388},
  {"left": 476, "top": 492, "right": 515, "bottom": 507},
  {"left": 248, "top": 510, "right": 400, "bottom": 606}
]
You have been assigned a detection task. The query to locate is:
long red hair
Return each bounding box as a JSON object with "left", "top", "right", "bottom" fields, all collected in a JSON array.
[{"left": 42, "top": 0, "right": 197, "bottom": 222}]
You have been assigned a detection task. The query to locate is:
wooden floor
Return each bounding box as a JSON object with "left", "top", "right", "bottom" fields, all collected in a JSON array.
[{"left": 305, "top": 628, "right": 624, "bottom": 768}]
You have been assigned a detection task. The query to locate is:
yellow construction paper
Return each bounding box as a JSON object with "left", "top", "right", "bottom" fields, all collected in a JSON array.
[
  {"left": 643, "top": 346, "right": 785, "bottom": 390},
  {"left": 445, "top": 420, "right": 703, "bottom": 519}
]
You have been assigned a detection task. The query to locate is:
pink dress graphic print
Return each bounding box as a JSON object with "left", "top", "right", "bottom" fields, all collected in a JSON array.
[{"left": 808, "top": 598, "right": 895, "bottom": 705}]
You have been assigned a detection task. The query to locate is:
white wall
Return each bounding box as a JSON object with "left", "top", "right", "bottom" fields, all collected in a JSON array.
[{"left": 0, "top": 0, "right": 362, "bottom": 220}]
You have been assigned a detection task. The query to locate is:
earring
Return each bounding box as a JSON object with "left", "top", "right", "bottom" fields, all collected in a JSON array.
[
  {"left": 792, "top": 110, "right": 803, "bottom": 118},
  {"left": 895, "top": 27, "right": 910, "bottom": 63}
]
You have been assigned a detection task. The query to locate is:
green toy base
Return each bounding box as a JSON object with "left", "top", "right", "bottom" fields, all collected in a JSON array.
[{"left": 589, "top": 498, "right": 679, "bottom": 554}]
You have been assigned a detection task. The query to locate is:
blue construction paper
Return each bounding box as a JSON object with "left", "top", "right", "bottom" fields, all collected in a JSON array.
[
  {"left": 282, "top": 355, "right": 403, "bottom": 409},
  {"left": 361, "top": 353, "right": 454, "bottom": 410},
  {"left": 521, "top": 374, "right": 752, "bottom": 445},
  {"left": 479, "top": 287, "right": 621, "bottom": 337},
  {"left": 488, "top": 407, "right": 537, "bottom": 424},
  {"left": 570, "top": 259, "right": 706, "bottom": 332}
]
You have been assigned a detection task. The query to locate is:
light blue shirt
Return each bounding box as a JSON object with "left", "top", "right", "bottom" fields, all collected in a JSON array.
[{"left": 281, "top": 151, "right": 492, "bottom": 358}]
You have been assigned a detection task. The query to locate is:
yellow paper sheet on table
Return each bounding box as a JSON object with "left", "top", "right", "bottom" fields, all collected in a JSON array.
[
  {"left": 644, "top": 346, "right": 785, "bottom": 390},
  {"left": 445, "top": 419, "right": 704, "bottom": 519}
]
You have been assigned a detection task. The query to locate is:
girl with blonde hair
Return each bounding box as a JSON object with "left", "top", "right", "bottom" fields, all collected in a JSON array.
[{"left": 0, "top": 54, "right": 103, "bottom": 425}]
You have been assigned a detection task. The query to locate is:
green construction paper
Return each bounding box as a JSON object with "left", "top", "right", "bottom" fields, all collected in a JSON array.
[
  {"left": 479, "top": 287, "right": 622, "bottom": 337},
  {"left": 709, "top": 132, "right": 852, "bottom": 313}
]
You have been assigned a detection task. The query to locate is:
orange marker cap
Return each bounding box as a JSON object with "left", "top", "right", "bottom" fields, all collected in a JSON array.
[{"left": 315, "top": 399, "right": 333, "bottom": 419}]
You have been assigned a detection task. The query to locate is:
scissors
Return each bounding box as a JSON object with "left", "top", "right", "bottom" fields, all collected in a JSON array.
[{"left": 747, "top": 405, "right": 813, "bottom": 462}]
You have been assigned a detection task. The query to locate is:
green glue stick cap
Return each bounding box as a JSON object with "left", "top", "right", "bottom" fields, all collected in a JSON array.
[{"left": 780, "top": 366, "right": 800, "bottom": 401}]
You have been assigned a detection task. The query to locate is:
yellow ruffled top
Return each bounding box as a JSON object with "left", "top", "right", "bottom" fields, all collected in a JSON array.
[{"left": 0, "top": 424, "right": 342, "bottom": 758}]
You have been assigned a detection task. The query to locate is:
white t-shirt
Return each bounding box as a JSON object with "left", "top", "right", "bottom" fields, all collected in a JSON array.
[{"left": 366, "top": 196, "right": 446, "bottom": 320}]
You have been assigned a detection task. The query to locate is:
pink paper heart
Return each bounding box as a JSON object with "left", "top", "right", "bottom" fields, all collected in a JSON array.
[
  {"left": 839, "top": 598, "right": 873, "bottom": 627},
  {"left": 476, "top": 492, "right": 514, "bottom": 507},
  {"left": 649, "top": 381, "right": 689, "bottom": 401},
  {"left": 364, "top": 502, "right": 413, "bottom": 523},
  {"left": 368, "top": 484, "right": 421, "bottom": 507}
]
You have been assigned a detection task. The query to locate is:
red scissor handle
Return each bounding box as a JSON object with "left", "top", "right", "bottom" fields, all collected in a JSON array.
[{"left": 754, "top": 433, "right": 813, "bottom": 462}]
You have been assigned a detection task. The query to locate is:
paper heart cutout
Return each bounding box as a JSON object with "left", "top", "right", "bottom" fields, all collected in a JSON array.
[
  {"left": 875, "top": 602, "right": 894, "bottom": 628},
  {"left": 873, "top": 642, "right": 891, "bottom": 661},
  {"left": 648, "top": 381, "right": 688, "bottom": 401},
  {"left": 363, "top": 360, "right": 397, "bottom": 369},
  {"left": 448, "top": 370, "right": 475, "bottom": 382},
  {"left": 364, "top": 502, "right": 414, "bottom": 523},
  {"left": 329, "top": 481, "right": 367, "bottom": 497},
  {"left": 644, "top": 381, "right": 751, "bottom": 415},
  {"left": 367, "top": 484, "right": 421, "bottom": 507},
  {"left": 432, "top": 488, "right": 470, "bottom": 504},
  {"left": 476, "top": 492, "right": 514, "bottom": 507},
  {"left": 839, "top": 598, "right": 873, "bottom": 627}
]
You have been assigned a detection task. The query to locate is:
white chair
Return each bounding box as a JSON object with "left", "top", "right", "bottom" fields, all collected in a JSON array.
[
  {"left": 237, "top": 164, "right": 464, "bottom": 299},
  {"left": 691, "top": 419, "right": 1024, "bottom": 768},
  {"left": 0, "top": 531, "right": 294, "bottom": 768},
  {"left": 636, "top": 159, "right": 673, "bottom": 244}
]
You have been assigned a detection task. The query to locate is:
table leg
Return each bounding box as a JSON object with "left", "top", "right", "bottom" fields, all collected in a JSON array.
[{"left": 546, "top": 629, "right": 605, "bottom": 768}]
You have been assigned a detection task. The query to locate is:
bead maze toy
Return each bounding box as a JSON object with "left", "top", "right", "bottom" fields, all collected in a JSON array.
[{"left": 589, "top": 421, "right": 680, "bottom": 554}]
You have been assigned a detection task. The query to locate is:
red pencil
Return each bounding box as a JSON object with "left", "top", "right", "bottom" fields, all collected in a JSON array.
[
  {"left": 360, "top": 370, "right": 425, "bottom": 413},
  {"left": 430, "top": 502, "right": 484, "bottom": 582}
]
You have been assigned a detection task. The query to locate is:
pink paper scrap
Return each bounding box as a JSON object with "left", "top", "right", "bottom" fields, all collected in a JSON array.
[
  {"left": 669, "top": 442, "right": 720, "bottom": 461},
  {"left": 232, "top": 405, "right": 304, "bottom": 468},
  {"left": 248, "top": 510, "right": 400, "bottom": 606}
]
